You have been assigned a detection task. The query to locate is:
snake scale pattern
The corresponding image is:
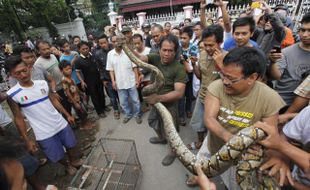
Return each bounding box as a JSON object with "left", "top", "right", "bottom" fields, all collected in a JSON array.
[{"left": 120, "top": 36, "right": 279, "bottom": 190}]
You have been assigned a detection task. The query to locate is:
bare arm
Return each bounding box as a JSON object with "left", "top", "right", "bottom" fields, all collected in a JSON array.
[
  {"left": 46, "top": 74, "right": 56, "bottom": 92},
  {"left": 217, "top": 0, "right": 231, "bottom": 32},
  {"left": 158, "top": 82, "right": 185, "bottom": 103},
  {"left": 286, "top": 96, "right": 309, "bottom": 113},
  {"left": 192, "top": 61, "right": 201, "bottom": 79},
  {"left": 269, "top": 61, "right": 282, "bottom": 80},
  {"left": 204, "top": 93, "right": 233, "bottom": 142},
  {"left": 76, "top": 70, "right": 85, "bottom": 84},
  {"left": 200, "top": 0, "right": 207, "bottom": 29},
  {"left": 49, "top": 93, "right": 71, "bottom": 119}
]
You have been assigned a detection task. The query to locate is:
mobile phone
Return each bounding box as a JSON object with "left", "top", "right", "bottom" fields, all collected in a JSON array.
[{"left": 272, "top": 46, "right": 281, "bottom": 53}]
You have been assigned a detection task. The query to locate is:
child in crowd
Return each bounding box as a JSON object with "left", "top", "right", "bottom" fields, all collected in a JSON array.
[{"left": 59, "top": 60, "right": 94, "bottom": 130}]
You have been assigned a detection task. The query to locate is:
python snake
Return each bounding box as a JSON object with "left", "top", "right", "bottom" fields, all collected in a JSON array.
[{"left": 119, "top": 35, "right": 279, "bottom": 190}]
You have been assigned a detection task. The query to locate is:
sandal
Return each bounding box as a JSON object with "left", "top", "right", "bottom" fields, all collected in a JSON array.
[
  {"left": 187, "top": 142, "right": 202, "bottom": 150},
  {"left": 114, "top": 111, "right": 120, "bottom": 120},
  {"left": 186, "top": 174, "right": 198, "bottom": 187}
]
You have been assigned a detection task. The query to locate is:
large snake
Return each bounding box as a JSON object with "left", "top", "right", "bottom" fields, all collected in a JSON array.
[{"left": 119, "top": 35, "right": 279, "bottom": 189}]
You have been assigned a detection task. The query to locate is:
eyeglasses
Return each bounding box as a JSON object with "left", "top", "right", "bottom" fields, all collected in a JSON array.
[{"left": 219, "top": 72, "right": 245, "bottom": 84}]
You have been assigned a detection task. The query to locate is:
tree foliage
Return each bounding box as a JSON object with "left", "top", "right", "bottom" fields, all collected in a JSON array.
[{"left": 0, "top": 0, "right": 70, "bottom": 40}]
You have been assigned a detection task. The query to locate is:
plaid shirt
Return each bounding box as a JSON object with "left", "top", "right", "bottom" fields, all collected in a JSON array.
[{"left": 294, "top": 75, "right": 310, "bottom": 99}]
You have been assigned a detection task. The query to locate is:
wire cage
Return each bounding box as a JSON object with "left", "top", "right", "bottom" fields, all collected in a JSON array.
[{"left": 68, "top": 138, "right": 142, "bottom": 190}]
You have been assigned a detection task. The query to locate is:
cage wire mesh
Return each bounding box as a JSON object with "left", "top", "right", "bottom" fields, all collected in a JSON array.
[{"left": 68, "top": 138, "right": 142, "bottom": 190}]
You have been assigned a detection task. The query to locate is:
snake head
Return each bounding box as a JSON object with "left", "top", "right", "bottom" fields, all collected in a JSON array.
[{"left": 116, "top": 34, "right": 126, "bottom": 47}]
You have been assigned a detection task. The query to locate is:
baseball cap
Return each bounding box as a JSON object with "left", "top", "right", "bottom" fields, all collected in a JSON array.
[{"left": 121, "top": 26, "right": 132, "bottom": 33}]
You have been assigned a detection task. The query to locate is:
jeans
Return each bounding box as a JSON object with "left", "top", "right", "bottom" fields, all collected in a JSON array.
[
  {"left": 105, "top": 81, "right": 119, "bottom": 111},
  {"left": 118, "top": 86, "right": 141, "bottom": 118}
]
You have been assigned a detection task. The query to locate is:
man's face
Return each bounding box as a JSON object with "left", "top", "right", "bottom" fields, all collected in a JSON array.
[
  {"left": 98, "top": 38, "right": 109, "bottom": 50},
  {"left": 38, "top": 43, "right": 51, "bottom": 58},
  {"left": 184, "top": 20, "right": 191, "bottom": 26},
  {"left": 233, "top": 25, "right": 252, "bottom": 47},
  {"left": 73, "top": 37, "right": 81, "bottom": 45},
  {"left": 62, "top": 42, "right": 71, "bottom": 53},
  {"left": 79, "top": 44, "right": 90, "bottom": 56},
  {"left": 111, "top": 36, "right": 117, "bottom": 48},
  {"left": 133, "top": 37, "right": 143, "bottom": 51},
  {"left": 180, "top": 33, "right": 190, "bottom": 47},
  {"left": 50, "top": 46, "right": 61, "bottom": 57},
  {"left": 218, "top": 18, "right": 224, "bottom": 28},
  {"left": 151, "top": 27, "right": 163, "bottom": 44},
  {"left": 264, "top": 21, "right": 272, "bottom": 31},
  {"left": 123, "top": 31, "right": 132, "bottom": 42},
  {"left": 159, "top": 41, "right": 176, "bottom": 64},
  {"left": 203, "top": 35, "right": 221, "bottom": 56},
  {"left": 193, "top": 25, "right": 202, "bottom": 38},
  {"left": 21, "top": 52, "right": 36, "bottom": 67},
  {"left": 143, "top": 27, "right": 150, "bottom": 34},
  {"left": 220, "top": 64, "right": 255, "bottom": 95},
  {"left": 164, "top": 24, "right": 171, "bottom": 32},
  {"left": 299, "top": 22, "right": 310, "bottom": 46},
  {"left": 11, "top": 62, "right": 31, "bottom": 84},
  {"left": 171, "top": 29, "right": 180, "bottom": 38}
]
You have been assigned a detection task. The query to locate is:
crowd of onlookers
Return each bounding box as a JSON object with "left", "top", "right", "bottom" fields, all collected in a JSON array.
[{"left": 0, "top": 0, "right": 310, "bottom": 189}]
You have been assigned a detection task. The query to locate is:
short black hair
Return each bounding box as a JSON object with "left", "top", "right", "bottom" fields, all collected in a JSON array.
[
  {"left": 223, "top": 47, "right": 267, "bottom": 78},
  {"left": 301, "top": 12, "right": 310, "bottom": 24},
  {"left": 152, "top": 24, "right": 163, "bottom": 32},
  {"left": 132, "top": 34, "right": 143, "bottom": 42},
  {"left": 5, "top": 55, "right": 23, "bottom": 72},
  {"left": 159, "top": 34, "right": 179, "bottom": 53},
  {"left": 60, "top": 39, "right": 69, "bottom": 47},
  {"left": 77, "top": 41, "right": 89, "bottom": 49},
  {"left": 194, "top": 21, "right": 203, "bottom": 27},
  {"left": 13, "top": 46, "right": 33, "bottom": 56},
  {"left": 58, "top": 60, "right": 71, "bottom": 70},
  {"left": 232, "top": 16, "right": 256, "bottom": 33},
  {"left": 164, "top": 22, "right": 171, "bottom": 26},
  {"left": 36, "top": 40, "right": 50, "bottom": 51},
  {"left": 98, "top": 34, "right": 109, "bottom": 41},
  {"left": 72, "top": 35, "right": 81, "bottom": 40},
  {"left": 184, "top": 18, "right": 191, "bottom": 23},
  {"left": 202, "top": 24, "right": 224, "bottom": 43},
  {"left": 180, "top": 26, "right": 194, "bottom": 38}
]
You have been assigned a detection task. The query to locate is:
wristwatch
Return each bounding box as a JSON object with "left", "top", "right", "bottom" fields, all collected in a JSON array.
[{"left": 52, "top": 90, "right": 57, "bottom": 93}]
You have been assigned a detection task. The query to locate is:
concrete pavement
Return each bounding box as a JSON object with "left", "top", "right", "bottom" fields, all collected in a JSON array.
[{"left": 95, "top": 109, "right": 225, "bottom": 190}]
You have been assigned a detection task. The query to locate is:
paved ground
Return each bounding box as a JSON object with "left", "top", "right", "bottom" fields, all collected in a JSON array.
[{"left": 94, "top": 108, "right": 226, "bottom": 190}]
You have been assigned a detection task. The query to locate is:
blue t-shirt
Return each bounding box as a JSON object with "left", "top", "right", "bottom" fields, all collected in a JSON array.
[
  {"left": 223, "top": 37, "right": 259, "bottom": 51},
  {"left": 60, "top": 51, "right": 80, "bottom": 84}
]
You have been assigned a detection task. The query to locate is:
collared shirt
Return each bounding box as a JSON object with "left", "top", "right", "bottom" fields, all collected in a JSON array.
[
  {"left": 75, "top": 53, "right": 101, "bottom": 85},
  {"left": 106, "top": 49, "right": 137, "bottom": 90}
]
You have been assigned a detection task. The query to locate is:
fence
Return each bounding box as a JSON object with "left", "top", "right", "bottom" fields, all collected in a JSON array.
[{"left": 123, "top": 0, "right": 304, "bottom": 31}]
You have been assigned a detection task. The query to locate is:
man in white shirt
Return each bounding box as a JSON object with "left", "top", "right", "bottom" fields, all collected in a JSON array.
[
  {"left": 6, "top": 56, "right": 81, "bottom": 175},
  {"left": 106, "top": 42, "right": 142, "bottom": 124}
]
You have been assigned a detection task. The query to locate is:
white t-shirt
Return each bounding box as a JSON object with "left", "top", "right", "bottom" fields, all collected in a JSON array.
[
  {"left": 7, "top": 80, "right": 68, "bottom": 140},
  {"left": 0, "top": 105, "right": 12, "bottom": 127},
  {"left": 106, "top": 49, "right": 137, "bottom": 90},
  {"left": 35, "top": 54, "right": 63, "bottom": 91},
  {"left": 137, "top": 47, "right": 151, "bottom": 81},
  {"left": 283, "top": 105, "right": 310, "bottom": 186}
]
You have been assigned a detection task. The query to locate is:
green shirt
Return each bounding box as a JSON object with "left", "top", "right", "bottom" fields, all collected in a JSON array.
[{"left": 147, "top": 54, "right": 187, "bottom": 95}]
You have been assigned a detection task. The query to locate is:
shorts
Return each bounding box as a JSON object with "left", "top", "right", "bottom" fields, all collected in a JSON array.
[
  {"left": 18, "top": 152, "right": 39, "bottom": 177},
  {"left": 190, "top": 99, "right": 207, "bottom": 132},
  {"left": 37, "top": 126, "right": 76, "bottom": 163}
]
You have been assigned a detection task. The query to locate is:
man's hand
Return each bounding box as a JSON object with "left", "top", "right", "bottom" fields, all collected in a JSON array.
[
  {"left": 81, "top": 81, "right": 87, "bottom": 90},
  {"left": 143, "top": 94, "right": 160, "bottom": 105},
  {"left": 103, "top": 81, "right": 108, "bottom": 87},
  {"left": 190, "top": 56, "right": 198, "bottom": 65},
  {"left": 254, "top": 121, "right": 283, "bottom": 150},
  {"left": 200, "top": 0, "right": 207, "bottom": 9},
  {"left": 52, "top": 92, "right": 62, "bottom": 102},
  {"left": 212, "top": 48, "right": 224, "bottom": 71},
  {"left": 0, "top": 92, "right": 7, "bottom": 103},
  {"left": 194, "top": 164, "right": 217, "bottom": 190},
  {"left": 269, "top": 51, "right": 283, "bottom": 63},
  {"left": 74, "top": 103, "right": 82, "bottom": 111},
  {"left": 260, "top": 153, "right": 294, "bottom": 186},
  {"left": 112, "top": 81, "right": 117, "bottom": 90},
  {"left": 214, "top": 0, "right": 224, "bottom": 7},
  {"left": 25, "top": 139, "right": 38, "bottom": 154},
  {"left": 66, "top": 115, "right": 75, "bottom": 125}
]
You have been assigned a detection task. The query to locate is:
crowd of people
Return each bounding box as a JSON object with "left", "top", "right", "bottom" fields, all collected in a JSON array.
[{"left": 0, "top": 0, "right": 310, "bottom": 189}]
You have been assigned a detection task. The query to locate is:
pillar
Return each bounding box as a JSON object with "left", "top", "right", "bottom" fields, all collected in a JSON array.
[
  {"left": 73, "top": 17, "right": 87, "bottom": 41},
  {"left": 108, "top": 11, "right": 118, "bottom": 26},
  {"left": 183, "top": 5, "right": 193, "bottom": 19},
  {"left": 136, "top": 12, "right": 147, "bottom": 27},
  {"left": 218, "top": 1, "right": 229, "bottom": 18}
]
